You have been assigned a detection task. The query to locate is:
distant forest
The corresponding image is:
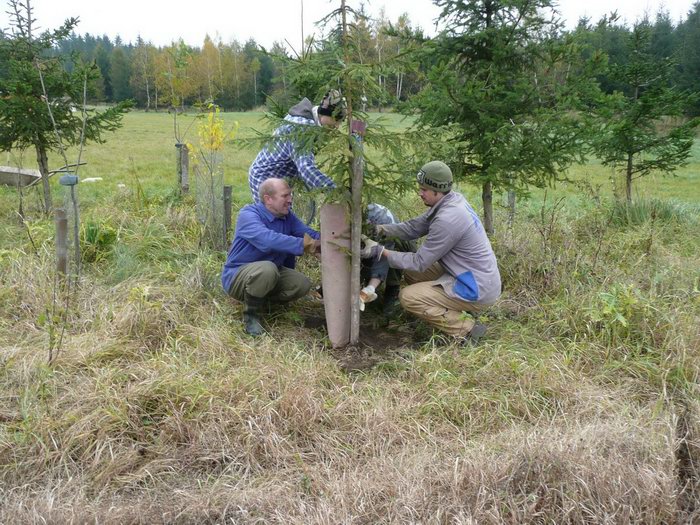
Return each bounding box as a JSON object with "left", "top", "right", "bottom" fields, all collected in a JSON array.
[{"left": 44, "top": 5, "right": 700, "bottom": 114}]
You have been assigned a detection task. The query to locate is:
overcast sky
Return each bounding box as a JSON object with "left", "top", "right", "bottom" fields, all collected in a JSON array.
[{"left": 0, "top": 0, "right": 696, "bottom": 50}]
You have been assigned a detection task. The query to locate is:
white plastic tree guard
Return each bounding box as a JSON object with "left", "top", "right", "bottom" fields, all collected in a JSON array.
[{"left": 320, "top": 203, "right": 352, "bottom": 348}]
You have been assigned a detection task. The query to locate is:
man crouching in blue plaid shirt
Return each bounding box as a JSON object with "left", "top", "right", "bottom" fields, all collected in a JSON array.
[{"left": 248, "top": 90, "right": 346, "bottom": 204}]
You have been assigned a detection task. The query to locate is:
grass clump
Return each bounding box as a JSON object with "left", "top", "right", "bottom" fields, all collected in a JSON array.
[
  {"left": 610, "top": 197, "right": 700, "bottom": 227},
  {"left": 81, "top": 219, "right": 118, "bottom": 263}
]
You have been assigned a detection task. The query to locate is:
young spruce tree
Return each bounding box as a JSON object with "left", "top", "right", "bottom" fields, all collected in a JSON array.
[
  {"left": 0, "top": 0, "right": 131, "bottom": 213},
  {"left": 592, "top": 21, "right": 700, "bottom": 203},
  {"left": 269, "top": 0, "right": 417, "bottom": 345},
  {"left": 408, "top": 0, "right": 602, "bottom": 234}
]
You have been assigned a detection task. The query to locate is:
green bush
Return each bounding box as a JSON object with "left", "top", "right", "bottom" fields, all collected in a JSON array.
[{"left": 586, "top": 283, "right": 657, "bottom": 347}]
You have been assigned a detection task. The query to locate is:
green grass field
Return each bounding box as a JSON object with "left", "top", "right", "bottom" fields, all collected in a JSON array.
[
  {"left": 0, "top": 110, "right": 698, "bottom": 522},
  {"left": 3, "top": 109, "right": 698, "bottom": 226}
]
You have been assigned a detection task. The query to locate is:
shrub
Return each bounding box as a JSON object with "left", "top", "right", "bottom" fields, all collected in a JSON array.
[{"left": 586, "top": 283, "right": 657, "bottom": 347}]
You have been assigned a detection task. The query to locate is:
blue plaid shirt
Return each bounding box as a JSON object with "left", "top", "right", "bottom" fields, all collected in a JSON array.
[{"left": 248, "top": 114, "right": 336, "bottom": 203}]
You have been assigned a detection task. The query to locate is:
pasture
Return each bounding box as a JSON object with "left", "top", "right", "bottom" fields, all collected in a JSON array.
[{"left": 0, "top": 110, "right": 699, "bottom": 523}]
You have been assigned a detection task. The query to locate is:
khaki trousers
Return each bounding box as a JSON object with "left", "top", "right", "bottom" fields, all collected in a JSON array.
[
  {"left": 228, "top": 261, "right": 311, "bottom": 303},
  {"left": 400, "top": 262, "right": 487, "bottom": 337}
]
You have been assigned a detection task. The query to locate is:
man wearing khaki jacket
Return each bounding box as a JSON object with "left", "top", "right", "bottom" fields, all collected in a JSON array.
[{"left": 360, "top": 160, "right": 501, "bottom": 344}]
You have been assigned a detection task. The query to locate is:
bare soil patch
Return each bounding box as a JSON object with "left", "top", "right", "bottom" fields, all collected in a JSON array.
[{"left": 301, "top": 303, "right": 420, "bottom": 372}]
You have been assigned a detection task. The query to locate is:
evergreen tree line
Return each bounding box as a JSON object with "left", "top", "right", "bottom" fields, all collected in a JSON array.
[
  {"left": 573, "top": 6, "right": 700, "bottom": 115},
  {"left": 46, "top": 9, "right": 422, "bottom": 111},
  {"left": 42, "top": 4, "right": 700, "bottom": 115}
]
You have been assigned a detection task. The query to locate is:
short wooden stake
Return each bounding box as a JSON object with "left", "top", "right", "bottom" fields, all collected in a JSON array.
[
  {"left": 55, "top": 208, "right": 68, "bottom": 276},
  {"left": 176, "top": 143, "right": 190, "bottom": 194}
]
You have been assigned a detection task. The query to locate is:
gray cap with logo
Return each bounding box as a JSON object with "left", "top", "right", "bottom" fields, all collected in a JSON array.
[{"left": 416, "top": 160, "right": 453, "bottom": 193}]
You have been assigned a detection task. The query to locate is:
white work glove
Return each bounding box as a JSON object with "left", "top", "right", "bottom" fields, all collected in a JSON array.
[
  {"left": 359, "top": 285, "right": 378, "bottom": 312},
  {"left": 360, "top": 235, "right": 384, "bottom": 262}
]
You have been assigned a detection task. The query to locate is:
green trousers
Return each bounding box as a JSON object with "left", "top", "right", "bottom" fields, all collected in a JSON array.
[{"left": 227, "top": 261, "right": 311, "bottom": 303}]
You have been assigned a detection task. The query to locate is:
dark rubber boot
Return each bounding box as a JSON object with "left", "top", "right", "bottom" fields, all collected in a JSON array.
[
  {"left": 243, "top": 294, "right": 266, "bottom": 336},
  {"left": 462, "top": 322, "right": 487, "bottom": 347},
  {"left": 382, "top": 285, "right": 401, "bottom": 317}
]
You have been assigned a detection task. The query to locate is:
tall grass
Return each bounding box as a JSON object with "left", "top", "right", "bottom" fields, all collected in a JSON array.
[
  {"left": 0, "top": 111, "right": 698, "bottom": 522},
  {"left": 609, "top": 197, "right": 700, "bottom": 226}
]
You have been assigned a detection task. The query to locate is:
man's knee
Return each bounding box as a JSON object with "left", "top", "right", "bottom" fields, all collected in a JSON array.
[
  {"left": 403, "top": 270, "right": 421, "bottom": 285},
  {"left": 246, "top": 261, "right": 280, "bottom": 297},
  {"left": 288, "top": 275, "right": 312, "bottom": 301},
  {"left": 399, "top": 284, "right": 423, "bottom": 311},
  {"left": 275, "top": 271, "right": 311, "bottom": 302}
]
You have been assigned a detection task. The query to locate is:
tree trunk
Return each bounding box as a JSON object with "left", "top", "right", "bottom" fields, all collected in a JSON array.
[
  {"left": 301, "top": 0, "right": 305, "bottom": 57},
  {"left": 145, "top": 76, "right": 151, "bottom": 111},
  {"left": 626, "top": 152, "right": 633, "bottom": 204},
  {"left": 627, "top": 86, "right": 639, "bottom": 204},
  {"left": 350, "top": 129, "right": 364, "bottom": 346},
  {"left": 482, "top": 180, "right": 494, "bottom": 235},
  {"left": 217, "top": 45, "right": 224, "bottom": 94},
  {"left": 234, "top": 55, "right": 240, "bottom": 101},
  {"left": 35, "top": 143, "right": 52, "bottom": 214},
  {"left": 223, "top": 185, "right": 232, "bottom": 250},
  {"left": 395, "top": 42, "right": 403, "bottom": 102},
  {"left": 377, "top": 42, "right": 383, "bottom": 112},
  {"left": 17, "top": 180, "right": 25, "bottom": 222},
  {"left": 340, "top": 0, "right": 363, "bottom": 347},
  {"left": 167, "top": 58, "right": 176, "bottom": 104},
  {"left": 396, "top": 71, "right": 403, "bottom": 102},
  {"left": 207, "top": 57, "right": 213, "bottom": 101}
]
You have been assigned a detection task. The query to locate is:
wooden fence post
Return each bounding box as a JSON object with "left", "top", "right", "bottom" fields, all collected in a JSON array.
[
  {"left": 176, "top": 144, "right": 182, "bottom": 188},
  {"left": 223, "top": 185, "right": 232, "bottom": 250},
  {"left": 176, "top": 143, "right": 190, "bottom": 194},
  {"left": 181, "top": 143, "right": 189, "bottom": 193},
  {"left": 55, "top": 208, "right": 68, "bottom": 276},
  {"left": 58, "top": 173, "right": 81, "bottom": 277}
]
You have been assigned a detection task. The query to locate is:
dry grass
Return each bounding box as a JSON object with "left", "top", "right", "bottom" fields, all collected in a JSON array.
[
  {"left": 0, "top": 402, "right": 684, "bottom": 523},
  {"left": 0, "top": 112, "right": 699, "bottom": 522}
]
